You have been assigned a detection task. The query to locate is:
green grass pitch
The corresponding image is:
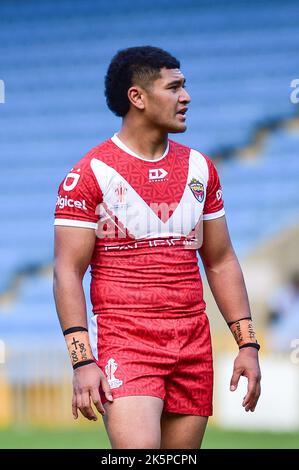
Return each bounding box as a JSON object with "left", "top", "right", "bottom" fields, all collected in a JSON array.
[{"left": 0, "top": 425, "right": 298, "bottom": 449}]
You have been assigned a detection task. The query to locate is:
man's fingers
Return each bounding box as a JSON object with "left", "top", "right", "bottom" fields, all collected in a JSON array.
[
  {"left": 72, "top": 395, "right": 78, "bottom": 420},
  {"left": 100, "top": 376, "right": 113, "bottom": 402},
  {"left": 243, "top": 390, "right": 255, "bottom": 410},
  {"left": 230, "top": 367, "right": 242, "bottom": 391},
  {"left": 243, "top": 377, "right": 261, "bottom": 411},
  {"left": 248, "top": 381, "right": 261, "bottom": 412},
  {"left": 77, "top": 391, "right": 98, "bottom": 421},
  {"left": 90, "top": 388, "right": 106, "bottom": 415}
]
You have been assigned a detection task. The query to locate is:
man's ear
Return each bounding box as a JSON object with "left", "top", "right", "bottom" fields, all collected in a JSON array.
[{"left": 127, "top": 86, "right": 145, "bottom": 111}]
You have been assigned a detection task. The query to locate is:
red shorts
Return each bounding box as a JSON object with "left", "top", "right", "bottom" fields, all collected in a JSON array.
[{"left": 89, "top": 312, "right": 213, "bottom": 416}]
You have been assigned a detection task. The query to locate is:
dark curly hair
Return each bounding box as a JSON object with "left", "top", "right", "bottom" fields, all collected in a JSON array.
[{"left": 105, "top": 46, "right": 180, "bottom": 117}]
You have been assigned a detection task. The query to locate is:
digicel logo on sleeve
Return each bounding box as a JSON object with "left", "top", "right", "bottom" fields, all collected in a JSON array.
[
  {"left": 63, "top": 169, "right": 81, "bottom": 191},
  {"left": 56, "top": 195, "right": 87, "bottom": 210}
]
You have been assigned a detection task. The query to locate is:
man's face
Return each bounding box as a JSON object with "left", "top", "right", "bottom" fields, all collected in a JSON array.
[{"left": 143, "top": 68, "right": 191, "bottom": 133}]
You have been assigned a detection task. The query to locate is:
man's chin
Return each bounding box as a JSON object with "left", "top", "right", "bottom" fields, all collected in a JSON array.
[{"left": 168, "top": 123, "right": 187, "bottom": 134}]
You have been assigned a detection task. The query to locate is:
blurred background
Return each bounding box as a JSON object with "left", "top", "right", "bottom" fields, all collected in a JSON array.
[{"left": 0, "top": 0, "right": 299, "bottom": 449}]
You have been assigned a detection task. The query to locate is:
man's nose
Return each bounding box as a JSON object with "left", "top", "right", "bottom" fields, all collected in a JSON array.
[{"left": 180, "top": 88, "right": 191, "bottom": 104}]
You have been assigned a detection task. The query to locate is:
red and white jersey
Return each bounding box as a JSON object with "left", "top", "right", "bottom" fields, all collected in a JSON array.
[{"left": 54, "top": 134, "right": 225, "bottom": 318}]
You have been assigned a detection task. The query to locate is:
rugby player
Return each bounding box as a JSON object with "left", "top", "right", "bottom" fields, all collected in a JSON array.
[{"left": 53, "top": 46, "right": 261, "bottom": 449}]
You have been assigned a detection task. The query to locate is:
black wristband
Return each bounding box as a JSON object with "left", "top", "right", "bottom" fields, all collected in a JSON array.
[
  {"left": 63, "top": 326, "right": 88, "bottom": 336},
  {"left": 73, "top": 359, "right": 95, "bottom": 370},
  {"left": 239, "top": 342, "right": 260, "bottom": 351}
]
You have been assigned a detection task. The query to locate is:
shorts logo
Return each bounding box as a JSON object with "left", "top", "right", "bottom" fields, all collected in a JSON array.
[
  {"left": 105, "top": 358, "right": 123, "bottom": 389},
  {"left": 63, "top": 168, "right": 81, "bottom": 191},
  {"left": 188, "top": 178, "right": 204, "bottom": 202},
  {"left": 216, "top": 189, "right": 222, "bottom": 201}
]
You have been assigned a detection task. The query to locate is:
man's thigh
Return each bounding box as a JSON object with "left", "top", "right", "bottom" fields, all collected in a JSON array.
[
  {"left": 103, "top": 395, "right": 164, "bottom": 449},
  {"left": 160, "top": 412, "right": 208, "bottom": 449}
]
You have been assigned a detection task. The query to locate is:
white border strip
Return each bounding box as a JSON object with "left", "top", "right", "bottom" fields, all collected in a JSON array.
[
  {"left": 54, "top": 219, "right": 98, "bottom": 229},
  {"left": 88, "top": 315, "right": 99, "bottom": 361},
  {"left": 203, "top": 209, "right": 225, "bottom": 221}
]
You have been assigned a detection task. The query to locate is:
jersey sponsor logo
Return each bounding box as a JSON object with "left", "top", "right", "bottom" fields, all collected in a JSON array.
[
  {"left": 56, "top": 194, "right": 87, "bottom": 210},
  {"left": 105, "top": 358, "right": 123, "bottom": 389},
  {"left": 149, "top": 168, "right": 168, "bottom": 181},
  {"left": 103, "top": 236, "right": 200, "bottom": 251},
  {"left": 216, "top": 189, "right": 222, "bottom": 201},
  {"left": 63, "top": 168, "right": 81, "bottom": 191},
  {"left": 188, "top": 178, "right": 204, "bottom": 202}
]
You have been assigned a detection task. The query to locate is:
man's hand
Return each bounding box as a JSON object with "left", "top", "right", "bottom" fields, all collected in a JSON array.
[
  {"left": 72, "top": 362, "right": 113, "bottom": 421},
  {"left": 230, "top": 347, "right": 261, "bottom": 412}
]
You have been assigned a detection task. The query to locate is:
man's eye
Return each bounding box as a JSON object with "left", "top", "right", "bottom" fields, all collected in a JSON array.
[{"left": 169, "top": 84, "right": 186, "bottom": 90}]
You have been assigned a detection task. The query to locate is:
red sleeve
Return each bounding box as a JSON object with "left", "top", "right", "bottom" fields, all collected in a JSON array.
[
  {"left": 203, "top": 156, "right": 225, "bottom": 220},
  {"left": 54, "top": 155, "right": 102, "bottom": 229}
]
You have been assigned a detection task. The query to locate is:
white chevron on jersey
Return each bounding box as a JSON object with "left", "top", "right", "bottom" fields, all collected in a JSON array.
[{"left": 90, "top": 149, "right": 210, "bottom": 240}]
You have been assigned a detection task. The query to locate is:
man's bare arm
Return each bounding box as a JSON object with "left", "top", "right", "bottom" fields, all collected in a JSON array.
[
  {"left": 198, "top": 216, "right": 261, "bottom": 412},
  {"left": 198, "top": 216, "right": 250, "bottom": 323},
  {"left": 53, "top": 226, "right": 113, "bottom": 420},
  {"left": 53, "top": 226, "right": 95, "bottom": 330}
]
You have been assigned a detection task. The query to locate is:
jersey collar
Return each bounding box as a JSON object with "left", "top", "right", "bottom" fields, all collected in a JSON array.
[{"left": 111, "top": 133, "right": 170, "bottom": 162}]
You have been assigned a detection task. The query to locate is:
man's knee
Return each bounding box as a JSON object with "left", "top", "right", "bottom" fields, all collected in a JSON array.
[
  {"left": 160, "top": 413, "right": 208, "bottom": 449},
  {"left": 112, "top": 436, "right": 160, "bottom": 449}
]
